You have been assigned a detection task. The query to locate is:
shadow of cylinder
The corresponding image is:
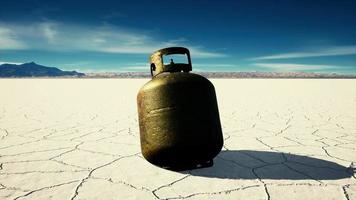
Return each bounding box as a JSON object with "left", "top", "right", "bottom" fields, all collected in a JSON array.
[{"left": 182, "top": 150, "right": 354, "bottom": 180}]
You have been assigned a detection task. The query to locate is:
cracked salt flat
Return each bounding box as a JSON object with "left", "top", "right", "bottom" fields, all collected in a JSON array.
[{"left": 0, "top": 79, "right": 356, "bottom": 200}]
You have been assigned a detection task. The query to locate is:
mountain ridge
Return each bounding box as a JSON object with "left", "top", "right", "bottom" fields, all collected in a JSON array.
[
  {"left": 0, "top": 62, "right": 85, "bottom": 77},
  {"left": 1, "top": 62, "right": 355, "bottom": 78}
]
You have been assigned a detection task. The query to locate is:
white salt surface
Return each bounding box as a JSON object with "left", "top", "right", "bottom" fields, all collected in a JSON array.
[{"left": 0, "top": 79, "right": 356, "bottom": 199}]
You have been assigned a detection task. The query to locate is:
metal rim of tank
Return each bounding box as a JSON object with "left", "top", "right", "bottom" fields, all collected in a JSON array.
[{"left": 149, "top": 47, "right": 192, "bottom": 77}]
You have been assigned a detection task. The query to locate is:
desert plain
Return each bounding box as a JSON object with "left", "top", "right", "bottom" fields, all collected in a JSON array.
[{"left": 0, "top": 79, "right": 356, "bottom": 200}]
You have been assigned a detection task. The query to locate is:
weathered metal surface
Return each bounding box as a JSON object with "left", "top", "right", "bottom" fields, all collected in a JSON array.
[{"left": 137, "top": 47, "right": 223, "bottom": 170}]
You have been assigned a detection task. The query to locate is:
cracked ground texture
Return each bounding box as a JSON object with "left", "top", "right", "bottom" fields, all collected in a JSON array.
[{"left": 0, "top": 79, "right": 356, "bottom": 200}]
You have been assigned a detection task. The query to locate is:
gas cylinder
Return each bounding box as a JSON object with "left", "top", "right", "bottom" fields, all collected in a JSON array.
[{"left": 137, "top": 47, "right": 223, "bottom": 170}]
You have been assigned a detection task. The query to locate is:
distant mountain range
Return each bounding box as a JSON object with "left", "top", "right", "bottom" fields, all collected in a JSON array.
[
  {"left": 85, "top": 71, "right": 356, "bottom": 79},
  {"left": 0, "top": 62, "right": 85, "bottom": 77},
  {"left": 1, "top": 62, "right": 355, "bottom": 78}
]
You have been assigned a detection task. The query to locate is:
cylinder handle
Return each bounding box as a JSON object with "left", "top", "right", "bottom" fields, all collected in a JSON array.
[{"left": 149, "top": 47, "right": 192, "bottom": 77}]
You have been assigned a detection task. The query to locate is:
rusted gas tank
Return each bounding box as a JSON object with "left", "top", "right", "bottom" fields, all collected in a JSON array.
[{"left": 137, "top": 47, "right": 223, "bottom": 170}]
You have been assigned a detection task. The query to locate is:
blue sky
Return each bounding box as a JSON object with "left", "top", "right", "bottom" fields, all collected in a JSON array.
[{"left": 1, "top": 0, "right": 356, "bottom": 73}]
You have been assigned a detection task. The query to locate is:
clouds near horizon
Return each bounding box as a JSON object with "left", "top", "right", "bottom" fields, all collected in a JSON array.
[
  {"left": 0, "top": 21, "right": 225, "bottom": 58},
  {"left": 254, "top": 63, "right": 341, "bottom": 71},
  {"left": 250, "top": 46, "right": 356, "bottom": 60}
]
